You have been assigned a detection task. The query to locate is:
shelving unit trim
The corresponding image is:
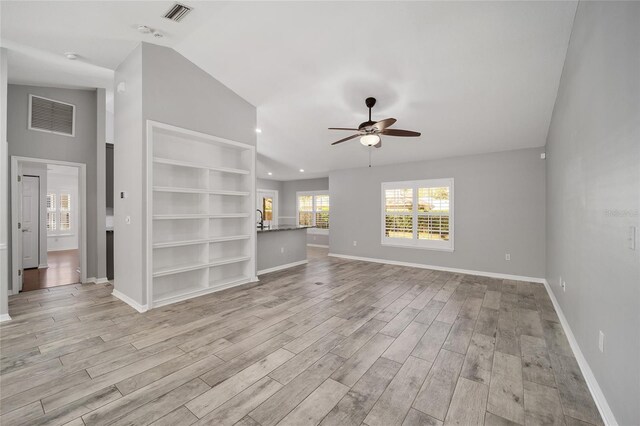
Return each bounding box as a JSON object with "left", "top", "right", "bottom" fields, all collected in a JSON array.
[{"left": 146, "top": 120, "right": 256, "bottom": 309}]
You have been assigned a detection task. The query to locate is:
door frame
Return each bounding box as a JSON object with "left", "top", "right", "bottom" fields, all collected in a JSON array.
[
  {"left": 257, "top": 188, "right": 278, "bottom": 227},
  {"left": 10, "top": 156, "right": 87, "bottom": 293},
  {"left": 21, "top": 174, "right": 40, "bottom": 269}
]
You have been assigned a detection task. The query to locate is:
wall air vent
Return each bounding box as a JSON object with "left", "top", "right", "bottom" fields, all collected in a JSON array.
[
  {"left": 164, "top": 3, "right": 192, "bottom": 22},
  {"left": 29, "top": 95, "right": 75, "bottom": 137}
]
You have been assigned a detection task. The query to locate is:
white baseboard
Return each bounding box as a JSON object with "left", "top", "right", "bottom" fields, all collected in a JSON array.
[
  {"left": 94, "top": 277, "right": 110, "bottom": 284},
  {"left": 38, "top": 263, "right": 48, "bottom": 269},
  {"left": 542, "top": 280, "right": 617, "bottom": 426},
  {"left": 327, "top": 253, "right": 544, "bottom": 283},
  {"left": 0, "top": 313, "right": 12, "bottom": 322},
  {"left": 258, "top": 260, "right": 308, "bottom": 276},
  {"left": 112, "top": 289, "right": 148, "bottom": 313},
  {"left": 307, "top": 244, "right": 329, "bottom": 248}
]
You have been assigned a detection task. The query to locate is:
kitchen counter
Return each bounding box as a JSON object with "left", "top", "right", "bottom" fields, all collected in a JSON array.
[
  {"left": 257, "top": 225, "right": 309, "bottom": 275},
  {"left": 257, "top": 225, "right": 313, "bottom": 233}
]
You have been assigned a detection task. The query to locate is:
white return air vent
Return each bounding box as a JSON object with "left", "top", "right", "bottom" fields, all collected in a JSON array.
[
  {"left": 164, "top": 3, "right": 192, "bottom": 22},
  {"left": 29, "top": 95, "right": 75, "bottom": 137}
]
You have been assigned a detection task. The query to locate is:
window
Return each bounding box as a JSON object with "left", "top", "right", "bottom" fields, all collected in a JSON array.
[
  {"left": 296, "top": 191, "right": 330, "bottom": 233},
  {"left": 47, "top": 193, "right": 56, "bottom": 231},
  {"left": 382, "top": 178, "right": 453, "bottom": 251},
  {"left": 60, "top": 193, "right": 71, "bottom": 231},
  {"left": 47, "top": 192, "right": 73, "bottom": 234}
]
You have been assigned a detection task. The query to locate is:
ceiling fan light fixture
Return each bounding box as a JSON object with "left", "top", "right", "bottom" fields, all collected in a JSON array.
[{"left": 360, "top": 134, "right": 381, "bottom": 146}]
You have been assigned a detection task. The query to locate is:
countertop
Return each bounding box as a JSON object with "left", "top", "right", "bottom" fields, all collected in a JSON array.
[{"left": 257, "top": 225, "right": 313, "bottom": 233}]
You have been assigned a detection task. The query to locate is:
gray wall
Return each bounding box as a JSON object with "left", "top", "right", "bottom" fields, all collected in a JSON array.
[
  {"left": 281, "top": 177, "right": 330, "bottom": 246},
  {"left": 114, "top": 43, "right": 256, "bottom": 306},
  {"left": 114, "top": 44, "right": 144, "bottom": 304},
  {"left": 330, "top": 147, "right": 546, "bottom": 278},
  {"left": 1, "top": 47, "right": 8, "bottom": 317},
  {"left": 545, "top": 2, "right": 640, "bottom": 424},
  {"left": 257, "top": 229, "right": 307, "bottom": 273},
  {"left": 7, "top": 84, "right": 102, "bottom": 288}
]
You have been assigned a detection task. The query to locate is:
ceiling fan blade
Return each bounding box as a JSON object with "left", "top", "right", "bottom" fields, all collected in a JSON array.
[
  {"left": 381, "top": 129, "right": 421, "bottom": 137},
  {"left": 331, "top": 134, "right": 360, "bottom": 145},
  {"left": 372, "top": 118, "right": 397, "bottom": 132},
  {"left": 328, "top": 127, "right": 360, "bottom": 131}
]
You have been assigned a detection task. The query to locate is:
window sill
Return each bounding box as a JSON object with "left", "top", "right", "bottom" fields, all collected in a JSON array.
[{"left": 381, "top": 241, "right": 454, "bottom": 252}]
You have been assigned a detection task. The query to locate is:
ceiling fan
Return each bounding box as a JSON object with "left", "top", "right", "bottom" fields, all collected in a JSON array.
[{"left": 329, "top": 97, "right": 421, "bottom": 148}]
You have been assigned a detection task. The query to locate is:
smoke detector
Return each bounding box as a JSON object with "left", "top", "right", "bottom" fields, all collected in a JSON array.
[
  {"left": 64, "top": 52, "right": 78, "bottom": 60},
  {"left": 137, "top": 25, "right": 152, "bottom": 34},
  {"left": 164, "top": 3, "right": 192, "bottom": 22}
]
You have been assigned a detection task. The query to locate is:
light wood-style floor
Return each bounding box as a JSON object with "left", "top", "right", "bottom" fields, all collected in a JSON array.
[{"left": 1, "top": 247, "right": 602, "bottom": 426}]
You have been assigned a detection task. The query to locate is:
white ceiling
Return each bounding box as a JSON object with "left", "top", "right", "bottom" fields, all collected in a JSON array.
[{"left": 1, "top": 1, "right": 577, "bottom": 180}]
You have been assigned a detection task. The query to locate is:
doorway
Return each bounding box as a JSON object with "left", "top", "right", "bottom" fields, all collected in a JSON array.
[
  {"left": 11, "top": 157, "right": 87, "bottom": 293},
  {"left": 257, "top": 189, "right": 278, "bottom": 228}
]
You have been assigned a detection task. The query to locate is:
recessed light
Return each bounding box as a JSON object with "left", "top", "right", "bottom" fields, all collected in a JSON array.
[
  {"left": 255, "top": 128, "right": 262, "bottom": 133},
  {"left": 267, "top": 172, "right": 273, "bottom": 176},
  {"left": 64, "top": 52, "right": 78, "bottom": 60},
  {"left": 299, "top": 169, "right": 305, "bottom": 173}
]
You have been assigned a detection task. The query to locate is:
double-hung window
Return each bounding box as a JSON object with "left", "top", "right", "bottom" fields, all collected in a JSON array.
[
  {"left": 296, "top": 191, "right": 329, "bottom": 234},
  {"left": 382, "top": 178, "right": 453, "bottom": 251}
]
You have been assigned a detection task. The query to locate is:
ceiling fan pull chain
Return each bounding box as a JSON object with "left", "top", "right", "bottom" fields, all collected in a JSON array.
[{"left": 369, "top": 146, "right": 372, "bottom": 168}]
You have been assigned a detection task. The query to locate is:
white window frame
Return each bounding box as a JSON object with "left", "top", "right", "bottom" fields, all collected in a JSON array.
[
  {"left": 381, "top": 178, "right": 454, "bottom": 251},
  {"left": 296, "top": 190, "right": 330, "bottom": 235},
  {"left": 28, "top": 94, "right": 76, "bottom": 137}
]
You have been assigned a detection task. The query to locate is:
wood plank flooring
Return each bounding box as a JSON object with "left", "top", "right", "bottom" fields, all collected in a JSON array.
[{"left": 0, "top": 247, "right": 603, "bottom": 426}]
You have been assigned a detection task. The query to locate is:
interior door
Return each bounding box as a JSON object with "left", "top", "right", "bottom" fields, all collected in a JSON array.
[
  {"left": 22, "top": 175, "right": 39, "bottom": 269},
  {"left": 257, "top": 190, "right": 277, "bottom": 228}
]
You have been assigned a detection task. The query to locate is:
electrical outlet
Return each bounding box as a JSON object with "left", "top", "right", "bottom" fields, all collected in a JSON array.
[
  {"left": 505, "top": 253, "right": 511, "bottom": 261},
  {"left": 598, "top": 330, "right": 605, "bottom": 353},
  {"left": 353, "top": 241, "right": 357, "bottom": 246},
  {"left": 280, "top": 247, "right": 284, "bottom": 254}
]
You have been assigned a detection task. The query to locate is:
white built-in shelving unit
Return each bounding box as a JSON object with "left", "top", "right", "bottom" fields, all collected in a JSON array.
[{"left": 146, "top": 121, "right": 256, "bottom": 308}]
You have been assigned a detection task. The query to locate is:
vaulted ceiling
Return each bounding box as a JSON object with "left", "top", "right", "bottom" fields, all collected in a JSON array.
[{"left": 1, "top": 1, "right": 577, "bottom": 180}]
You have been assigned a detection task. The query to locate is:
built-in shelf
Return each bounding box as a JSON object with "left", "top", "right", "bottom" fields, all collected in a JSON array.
[
  {"left": 147, "top": 120, "right": 256, "bottom": 309},
  {"left": 153, "top": 214, "right": 210, "bottom": 220},
  {"left": 153, "top": 256, "right": 251, "bottom": 277},
  {"left": 154, "top": 235, "right": 250, "bottom": 248},
  {"left": 209, "top": 213, "right": 250, "bottom": 219},
  {"left": 154, "top": 275, "right": 251, "bottom": 307},
  {"left": 153, "top": 157, "right": 250, "bottom": 175},
  {"left": 153, "top": 213, "right": 249, "bottom": 220},
  {"left": 153, "top": 186, "right": 249, "bottom": 196},
  {"left": 209, "top": 255, "right": 251, "bottom": 267}
]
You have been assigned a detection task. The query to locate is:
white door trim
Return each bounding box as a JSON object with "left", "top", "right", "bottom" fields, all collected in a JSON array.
[{"left": 10, "top": 156, "right": 87, "bottom": 293}]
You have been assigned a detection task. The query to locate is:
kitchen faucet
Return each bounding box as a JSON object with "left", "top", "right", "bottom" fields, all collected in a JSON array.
[{"left": 257, "top": 209, "right": 264, "bottom": 230}]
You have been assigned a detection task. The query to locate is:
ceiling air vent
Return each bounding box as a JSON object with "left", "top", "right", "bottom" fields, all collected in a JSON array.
[
  {"left": 29, "top": 95, "right": 75, "bottom": 137},
  {"left": 164, "top": 3, "right": 192, "bottom": 22}
]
